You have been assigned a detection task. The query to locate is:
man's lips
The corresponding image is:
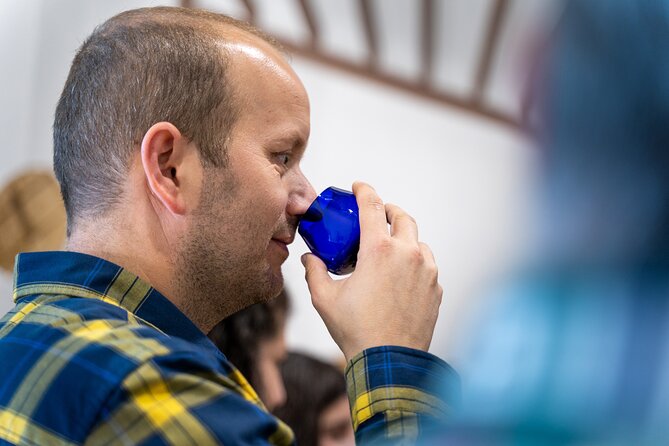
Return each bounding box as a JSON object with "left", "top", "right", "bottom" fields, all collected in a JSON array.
[
  {"left": 270, "top": 239, "right": 290, "bottom": 257},
  {"left": 271, "top": 234, "right": 294, "bottom": 252},
  {"left": 271, "top": 234, "right": 295, "bottom": 245}
]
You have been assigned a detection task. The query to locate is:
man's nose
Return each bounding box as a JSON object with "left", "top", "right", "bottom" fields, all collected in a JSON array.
[{"left": 287, "top": 171, "right": 317, "bottom": 217}]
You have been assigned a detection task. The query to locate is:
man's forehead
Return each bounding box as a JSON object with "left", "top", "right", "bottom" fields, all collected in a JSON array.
[
  {"left": 221, "top": 42, "right": 291, "bottom": 79},
  {"left": 219, "top": 43, "right": 300, "bottom": 95},
  {"left": 219, "top": 36, "right": 310, "bottom": 118},
  {"left": 212, "top": 24, "right": 290, "bottom": 72},
  {"left": 212, "top": 25, "right": 310, "bottom": 141}
]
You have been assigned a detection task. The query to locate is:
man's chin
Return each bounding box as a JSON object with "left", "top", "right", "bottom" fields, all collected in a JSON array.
[
  {"left": 256, "top": 259, "right": 283, "bottom": 300},
  {"left": 268, "top": 265, "right": 284, "bottom": 296}
]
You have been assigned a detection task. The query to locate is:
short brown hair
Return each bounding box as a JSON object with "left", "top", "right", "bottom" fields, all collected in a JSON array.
[{"left": 53, "top": 7, "right": 279, "bottom": 234}]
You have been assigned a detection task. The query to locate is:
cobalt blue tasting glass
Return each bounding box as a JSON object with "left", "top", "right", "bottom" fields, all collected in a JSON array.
[{"left": 298, "top": 187, "right": 360, "bottom": 275}]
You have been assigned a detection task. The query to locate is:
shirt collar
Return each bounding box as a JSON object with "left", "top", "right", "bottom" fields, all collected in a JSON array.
[{"left": 13, "top": 251, "right": 213, "bottom": 350}]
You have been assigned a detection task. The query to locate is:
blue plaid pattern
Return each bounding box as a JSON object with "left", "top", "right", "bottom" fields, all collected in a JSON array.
[
  {"left": 0, "top": 251, "right": 456, "bottom": 445},
  {"left": 346, "top": 346, "right": 458, "bottom": 444}
]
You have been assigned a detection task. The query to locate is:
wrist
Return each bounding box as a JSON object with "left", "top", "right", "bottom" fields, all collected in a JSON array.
[
  {"left": 344, "top": 345, "right": 459, "bottom": 431},
  {"left": 343, "top": 340, "right": 431, "bottom": 363}
]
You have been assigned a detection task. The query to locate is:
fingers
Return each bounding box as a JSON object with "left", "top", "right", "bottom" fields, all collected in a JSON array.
[
  {"left": 301, "top": 253, "right": 332, "bottom": 301},
  {"left": 353, "top": 182, "right": 420, "bottom": 246},
  {"left": 386, "top": 203, "right": 418, "bottom": 242},
  {"left": 352, "top": 182, "right": 388, "bottom": 249}
]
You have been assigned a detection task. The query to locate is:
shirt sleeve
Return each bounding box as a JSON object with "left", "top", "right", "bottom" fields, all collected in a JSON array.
[
  {"left": 345, "top": 345, "right": 459, "bottom": 445},
  {"left": 85, "top": 353, "right": 295, "bottom": 446}
]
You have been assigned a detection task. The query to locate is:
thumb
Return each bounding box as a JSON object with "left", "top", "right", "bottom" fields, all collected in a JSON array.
[{"left": 301, "top": 253, "right": 332, "bottom": 298}]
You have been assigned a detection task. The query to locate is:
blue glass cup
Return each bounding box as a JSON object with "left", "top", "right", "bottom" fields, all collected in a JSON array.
[{"left": 298, "top": 187, "right": 360, "bottom": 275}]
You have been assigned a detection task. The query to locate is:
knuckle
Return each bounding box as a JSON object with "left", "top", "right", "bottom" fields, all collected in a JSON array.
[
  {"left": 366, "top": 197, "right": 385, "bottom": 211},
  {"left": 373, "top": 237, "right": 394, "bottom": 254},
  {"left": 310, "top": 291, "right": 323, "bottom": 310},
  {"left": 409, "top": 245, "right": 424, "bottom": 263},
  {"left": 419, "top": 242, "right": 434, "bottom": 258},
  {"left": 388, "top": 205, "right": 414, "bottom": 223},
  {"left": 403, "top": 213, "right": 417, "bottom": 225},
  {"left": 428, "top": 262, "right": 439, "bottom": 278}
]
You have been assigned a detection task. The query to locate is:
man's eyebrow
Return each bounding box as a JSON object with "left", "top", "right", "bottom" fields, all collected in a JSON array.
[{"left": 270, "top": 133, "right": 307, "bottom": 150}]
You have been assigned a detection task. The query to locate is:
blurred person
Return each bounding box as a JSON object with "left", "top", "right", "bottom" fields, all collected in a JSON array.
[
  {"left": 0, "top": 6, "right": 455, "bottom": 445},
  {"left": 209, "top": 290, "right": 289, "bottom": 411},
  {"left": 274, "top": 352, "right": 355, "bottom": 446},
  {"left": 433, "top": 0, "right": 669, "bottom": 444}
]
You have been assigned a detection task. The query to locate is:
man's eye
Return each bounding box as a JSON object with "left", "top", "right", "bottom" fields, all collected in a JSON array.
[{"left": 277, "top": 153, "right": 290, "bottom": 165}]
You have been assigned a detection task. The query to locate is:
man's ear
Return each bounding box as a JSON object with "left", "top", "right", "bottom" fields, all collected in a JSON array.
[{"left": 140, "top": 122, "right": 190, "bottom": 216}]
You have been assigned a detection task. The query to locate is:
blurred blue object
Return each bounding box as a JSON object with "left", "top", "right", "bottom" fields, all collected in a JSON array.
[
  {"left": 442, "top": 266, "right": 669, "bottom": 445},
  {"left": 537, "top": 0, "right": 669, "bottom": 266},
  {"left": 298, "top": 187, "right": 360, "bottom": 275},
  {"left": 430, "top": 0, "right": 669, "bottom": 444}
]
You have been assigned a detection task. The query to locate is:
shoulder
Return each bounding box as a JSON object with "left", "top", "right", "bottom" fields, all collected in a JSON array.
[
  {"left": 2, "top": 295, "right": 293, "bottom": 445},
  {"left": 0, "top": 295, "right": 194, "bottom": 444},
  {"left": 5, "top": 294, "right": 184, "bottom": 368}
]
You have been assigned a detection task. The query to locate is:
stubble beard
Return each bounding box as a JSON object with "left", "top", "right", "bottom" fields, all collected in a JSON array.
[{"left": 173, "top": 170, "right": 284, "bottom": 332}]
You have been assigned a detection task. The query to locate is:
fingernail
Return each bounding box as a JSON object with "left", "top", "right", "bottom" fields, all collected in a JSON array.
[{"left": 301, "top": 254, "right": 307, "bottom": 266}]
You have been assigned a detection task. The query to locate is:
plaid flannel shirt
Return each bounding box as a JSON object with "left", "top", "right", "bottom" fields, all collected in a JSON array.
[{"left": 0, "top": 251, "right": 456, "bottom": 445}]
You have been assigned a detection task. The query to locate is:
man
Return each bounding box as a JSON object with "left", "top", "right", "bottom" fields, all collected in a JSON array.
[{"left": 0, "top": 7, "right": 455, "bottom": 445}]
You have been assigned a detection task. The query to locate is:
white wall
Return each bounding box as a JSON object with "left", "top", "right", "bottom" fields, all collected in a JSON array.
[{"left": 0, "top": 1, "right": 538, "bottom": 368}]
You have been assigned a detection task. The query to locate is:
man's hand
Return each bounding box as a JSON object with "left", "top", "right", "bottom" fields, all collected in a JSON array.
[{"left": 302, "top": 181, "right": 443, "bottom": 361}]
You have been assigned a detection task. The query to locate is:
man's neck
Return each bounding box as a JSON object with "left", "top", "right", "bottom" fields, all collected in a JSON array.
[{"left": 67, "top": 222, "right": 180, "bottom": 318}]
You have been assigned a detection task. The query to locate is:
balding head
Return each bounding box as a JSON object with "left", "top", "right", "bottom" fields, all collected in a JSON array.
[{"left": 53, "top": 7, "right": 282, "bottom": 235}]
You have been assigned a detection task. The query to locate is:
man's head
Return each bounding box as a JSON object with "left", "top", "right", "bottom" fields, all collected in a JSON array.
[
  {"left": 54, "top": 7, "right": 316, "bottom": 330},
  {"left": 54, "top": 7, "right": 250, "bottom": 227}
]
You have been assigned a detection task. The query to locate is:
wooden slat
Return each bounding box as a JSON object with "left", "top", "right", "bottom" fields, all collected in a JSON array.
[
  {"left": 359, "top": 0, "right": 379, "bottom": 67},
  {"left": 420, "top": 0, "right": 435, "bottom": 86},
  {"left": 297, "top": 0, "right": 319, "bottom": 49},
  {"left": 473, "top": 0, "right": 510, "bottom": 103},
  {"left": 180, "top": 0, "right": 520, "bottom": 129},
  {"left": 239, "top": 0, "right": 257, "bottom": 23},
  {"left": 280, "top": 39, "right": 520, "bottom": 129}
]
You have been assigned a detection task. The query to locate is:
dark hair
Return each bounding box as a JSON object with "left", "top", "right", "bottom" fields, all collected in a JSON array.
[
  {"left": 208, "top": 289, "right": 289, "bottom": 390},
  {"left": 273, "top": 352, "right": 347, "bottom": 446},
  {"left": 53, "top": 7, "right": 279, "bottom": 234}
]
